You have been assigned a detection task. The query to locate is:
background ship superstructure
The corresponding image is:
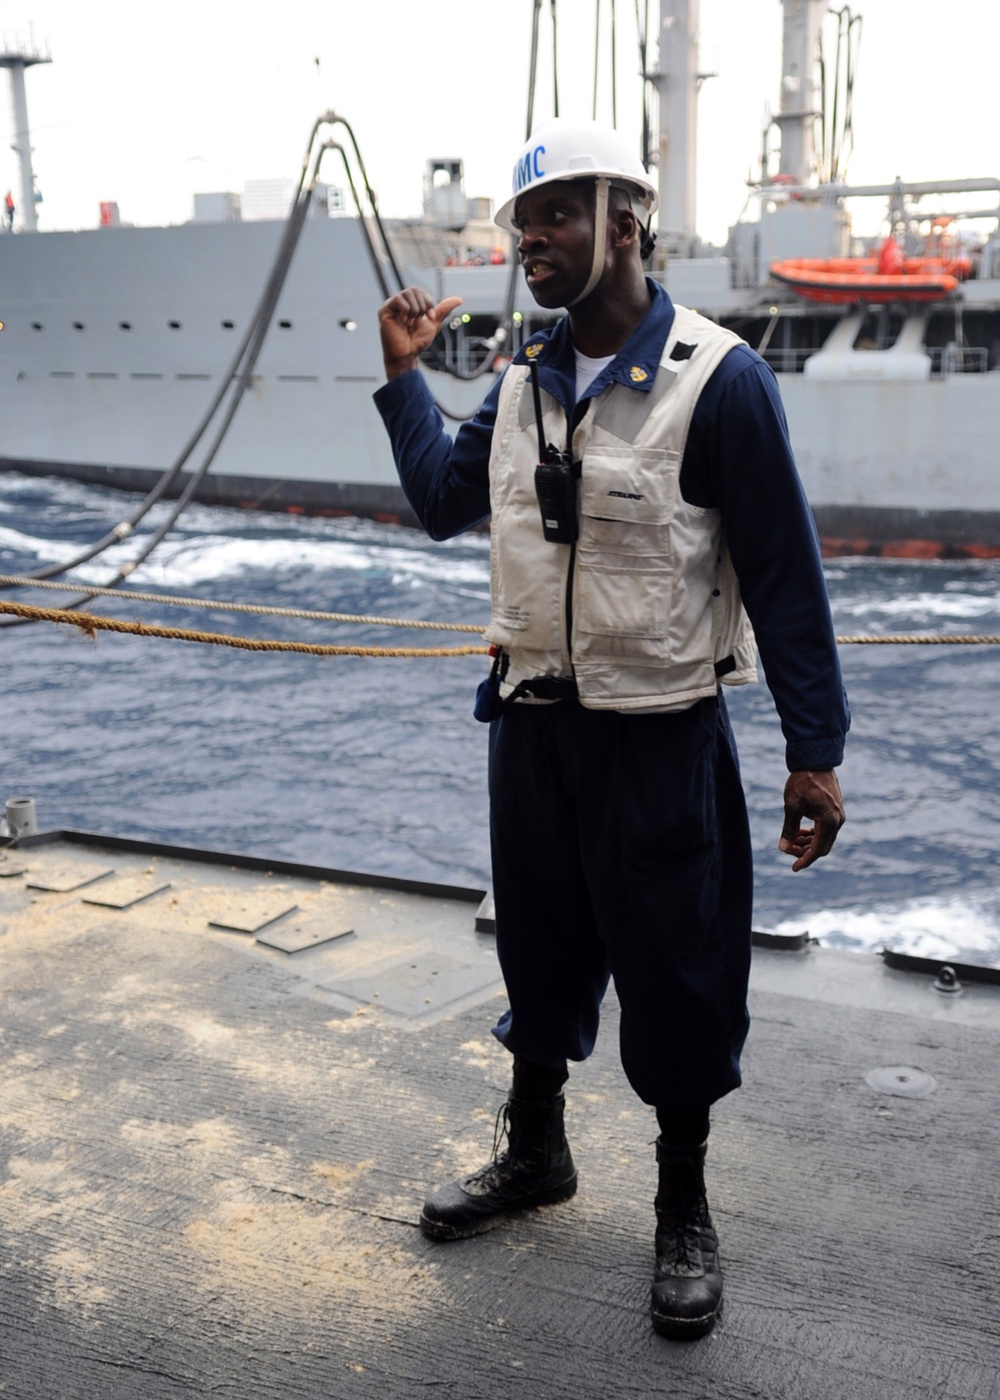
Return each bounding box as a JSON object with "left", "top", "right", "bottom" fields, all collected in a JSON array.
[{"left": 2, "top": 1, "right": 999, "bottom": 554}]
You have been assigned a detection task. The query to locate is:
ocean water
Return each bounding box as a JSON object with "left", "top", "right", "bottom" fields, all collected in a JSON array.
[{"left": 3, "top": 473, "right": 1000, "bottom": 968}]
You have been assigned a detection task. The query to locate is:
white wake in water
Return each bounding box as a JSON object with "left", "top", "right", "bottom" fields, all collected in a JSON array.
[{"left": 770, "top": 898, "right": 1000, "bottom": 965}]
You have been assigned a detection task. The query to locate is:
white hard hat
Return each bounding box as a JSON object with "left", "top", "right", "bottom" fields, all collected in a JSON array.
[{"left": 494, "top": 117, "right": 658, "bottom": 235}]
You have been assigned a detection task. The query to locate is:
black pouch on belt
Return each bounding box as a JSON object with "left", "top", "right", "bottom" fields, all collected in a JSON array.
[{"left": 473, "top": 647, "right": 509, "bottom": 723}]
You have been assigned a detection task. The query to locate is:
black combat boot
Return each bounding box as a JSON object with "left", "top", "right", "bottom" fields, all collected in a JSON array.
[
  {"left": 420, "top": 1061, "right": 576, "bottom": 1241},
  {"left": 650, "top": 1139, "right": 723, "bottom": 1339}
]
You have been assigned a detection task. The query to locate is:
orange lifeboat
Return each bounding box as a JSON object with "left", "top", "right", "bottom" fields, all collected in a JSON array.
[{"left": 770, "top": 236, "right": 972, "bottom": 305}]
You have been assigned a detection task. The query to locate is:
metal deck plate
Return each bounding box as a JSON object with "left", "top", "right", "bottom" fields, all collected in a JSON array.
[
  {"left": 321, "top": 950, "right": 503, "bottom": 1019},
  {"left": 81, "top": 875, "right": 172, "bottom": 910},
  {"left": 255, "top": 917, "right": 353, "bottom": 954},
  {"left": 24, "top": 862, "right": 114, "bottom": 892},
  {"left": 207, "top": 894, "right": 299, "bottom": 935}
]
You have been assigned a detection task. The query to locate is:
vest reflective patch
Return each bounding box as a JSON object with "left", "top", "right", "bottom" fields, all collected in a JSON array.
[{"left": 591, "top": 370, "right": 677, "bottom": 443}]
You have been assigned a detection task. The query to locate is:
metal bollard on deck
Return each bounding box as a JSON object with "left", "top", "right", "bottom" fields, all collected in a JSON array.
[{"left": 4, "top": 796, "right": 38, "bottom": 841}]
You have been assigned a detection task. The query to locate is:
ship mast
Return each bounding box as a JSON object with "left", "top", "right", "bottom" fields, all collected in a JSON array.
[
  {"left": 0, "top": 30, "right": 51, "bottom": 233},
  {"left": 651, "top": 0, "right": 702, "bottom": 252},
  {"left": 772, "top": 0, "right": 829, "bottom": 184},
  {"left": 650, "top": 1, "right": 832, "bottom": 246}
]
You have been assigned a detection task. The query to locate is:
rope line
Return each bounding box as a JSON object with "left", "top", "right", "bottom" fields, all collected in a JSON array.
[
  {"left": 4, "top": 580, "right": 998, "bottom": 648},
  {"left": 3, "top": 594, "right": 1000, "bottom": 656},
  {"left": 835, "top": 633, "right": 1000, "bottom": 645},
  {"left": 0, "top": 601, "right": 489, "bottom": 657},
  {"left": 0, "top": 574, "right": 484, "bottom": 634}
]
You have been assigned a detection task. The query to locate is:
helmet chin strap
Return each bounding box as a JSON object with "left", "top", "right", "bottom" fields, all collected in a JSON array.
[{"left": 565, "top": 178, "right": 609, "bottom": 308}]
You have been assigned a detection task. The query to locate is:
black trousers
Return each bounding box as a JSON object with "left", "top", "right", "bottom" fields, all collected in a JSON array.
[{"left": 488, "top": 693, "right": 753, "bottom": 1110}]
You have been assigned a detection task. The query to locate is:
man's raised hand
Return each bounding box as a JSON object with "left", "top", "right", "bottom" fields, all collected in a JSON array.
[{"left": 378, "top": 289, "right": 463, "bottom": 379}]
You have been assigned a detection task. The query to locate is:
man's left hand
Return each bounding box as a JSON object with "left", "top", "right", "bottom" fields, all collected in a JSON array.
[{"left": 778, "top": 770, "right": 845, "bottom": 872}]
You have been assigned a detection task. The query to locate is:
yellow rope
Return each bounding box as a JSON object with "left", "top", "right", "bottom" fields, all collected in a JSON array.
[
  {"left": 0, "top": 601, "right": 489, "bottom": 657},
  {"left": 0, "top": 573, "right": 484, "bottom": 634}
]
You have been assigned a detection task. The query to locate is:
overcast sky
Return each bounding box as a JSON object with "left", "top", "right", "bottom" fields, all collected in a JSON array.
[{"left": 2, "top": 1, "right": 997, "bottom": 244}]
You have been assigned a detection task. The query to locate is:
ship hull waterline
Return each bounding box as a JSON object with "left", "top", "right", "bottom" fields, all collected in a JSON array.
[{"left": 4, "top": 452, "right": 1000, "bottom": 560}]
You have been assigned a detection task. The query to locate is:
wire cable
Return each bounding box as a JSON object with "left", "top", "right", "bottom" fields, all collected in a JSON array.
[
  {"left": 635, "top": 0, "right": 652, "bottom": 172},
  {"left": 610, "top": 0, "right": 618, "bottom": 127},
  {"left": 526, "top": 0, "right": 543, "bottom": 138},
  {"left": 592, "top": 0, "right": 601, "bottom": 120},
  {"left": 550, "top": 0, "right": 560, "bottom": 116},
  {"left": 0, "top": 105, "right": 432, "bottom": 620},
  {"left": 0, "top": 116, "right": 337, "bottom": 625}
]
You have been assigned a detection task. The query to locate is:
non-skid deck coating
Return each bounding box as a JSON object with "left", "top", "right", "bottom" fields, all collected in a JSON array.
[{"left": 1, "top": 834, "right": 998, "bottom": 1399}]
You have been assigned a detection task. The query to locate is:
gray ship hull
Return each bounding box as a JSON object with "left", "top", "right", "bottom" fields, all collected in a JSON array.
[{"left": 3, "top": 216, "right": 1000, "bottom": 556}]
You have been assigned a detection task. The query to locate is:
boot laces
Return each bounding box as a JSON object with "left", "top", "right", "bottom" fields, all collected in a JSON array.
[
  {"left": 663, "top": 1213, "right": 710, "bottom": 1273},
  {"left": 656, "top": 1157, "right": 712, "bottom": 1272},
  {"left": 492, "top": 1100, "right": 511, "bottom": 1159},
  {"left": 461, "top": 1101, "right": 513, "bottom": 1192},
  {"left": 656, "top": 1198, "right": 712, "bottom": 1275}
]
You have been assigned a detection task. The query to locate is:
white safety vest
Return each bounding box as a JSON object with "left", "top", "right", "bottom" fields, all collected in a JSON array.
[{"left": 485, "top": 304, "right": 758, "bottom": 712}]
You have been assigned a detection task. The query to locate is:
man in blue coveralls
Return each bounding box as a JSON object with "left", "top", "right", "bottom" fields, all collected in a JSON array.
[{"left": 374, "top": 118, "right": 848, "bottom": 1340}]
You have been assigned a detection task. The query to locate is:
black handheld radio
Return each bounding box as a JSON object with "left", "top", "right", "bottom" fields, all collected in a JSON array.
[{"left": 530, "top": 365, "right": 579, "bottom": 544}]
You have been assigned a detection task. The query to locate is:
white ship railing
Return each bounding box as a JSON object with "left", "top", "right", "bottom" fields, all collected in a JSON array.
[
  {"left": 0, "top": 31, "right": 51, "bottom": 62},
  {"left": 928, "top": 346, "right": 990, "bottom": 376},
  {"left": 762, "top": 345, "right": 993, "bottom": 376},
  {"left": 760, "top": 347, "right": 816, "bottom": 373}
]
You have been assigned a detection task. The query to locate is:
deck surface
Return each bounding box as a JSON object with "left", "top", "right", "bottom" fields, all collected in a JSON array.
[{"left": 1, "top": 836, "right": 998, "bottom": 1399}]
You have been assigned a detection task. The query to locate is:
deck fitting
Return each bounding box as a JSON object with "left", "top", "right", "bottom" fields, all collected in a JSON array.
[{"left": 865, "top": 1065, "right": 937, "bottom": 1098}]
